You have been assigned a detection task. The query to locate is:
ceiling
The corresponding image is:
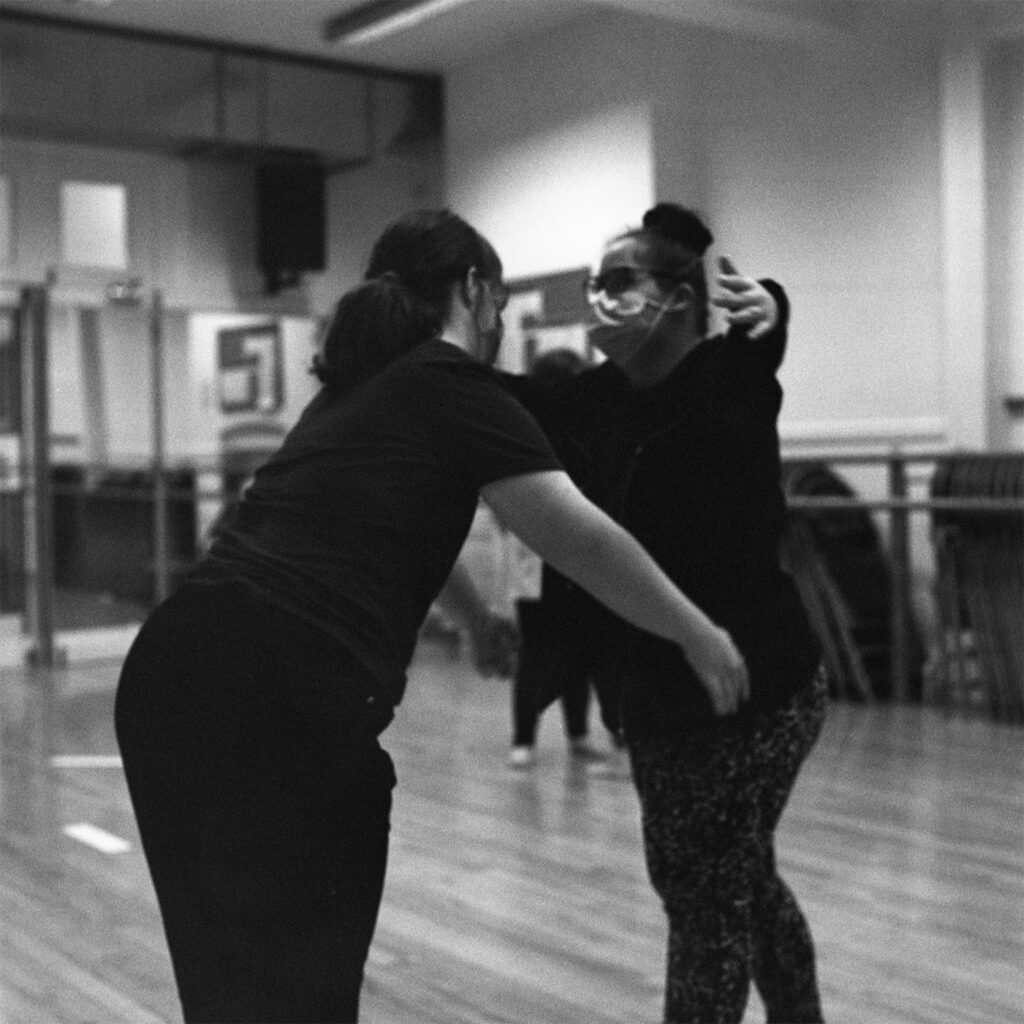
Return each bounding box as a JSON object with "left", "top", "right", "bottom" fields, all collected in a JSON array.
[{"left": 0, "top": 0, "right": 1020, "bottom": 76}]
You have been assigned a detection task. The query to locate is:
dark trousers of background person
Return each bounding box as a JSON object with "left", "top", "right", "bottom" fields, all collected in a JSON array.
[
  {"left": 115, "top": 580, "right": 396, "bottom": 1024},
  {"left": 512, "top": 597, "right": 591, "bottom": 747},
  {"left": 627, "top": 668, "right": 828, "bottom": 1024}
]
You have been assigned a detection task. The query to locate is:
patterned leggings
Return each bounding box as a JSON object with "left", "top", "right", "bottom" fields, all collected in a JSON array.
[{"left": 628, "top": 669, "right": 827, "bottom": 1024}]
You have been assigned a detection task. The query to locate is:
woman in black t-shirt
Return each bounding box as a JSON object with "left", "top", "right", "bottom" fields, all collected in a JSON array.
[
  {"left": 507, "top": 205, "right": 826, "bottom": 1024},
  {"left": 114, "top": 209, "right": 751, "bottom": 1024}
]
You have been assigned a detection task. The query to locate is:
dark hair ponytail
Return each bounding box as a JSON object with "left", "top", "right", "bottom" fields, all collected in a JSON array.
[
  {"left": 310, "top": 209, "right": 502, "bottom": 392},
  {"left": 311, "top": 274, "right": 439, "bottom": 391}
]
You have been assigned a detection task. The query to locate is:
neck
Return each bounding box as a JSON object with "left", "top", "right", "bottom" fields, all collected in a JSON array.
[
  {"left": 441, "top": 329, "right": 473, "bottom": 354},
  {"left": 440, "top": 297, "right": 476, "bottom": 355}
]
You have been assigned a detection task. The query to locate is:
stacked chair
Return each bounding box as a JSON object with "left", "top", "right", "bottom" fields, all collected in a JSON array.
[
  {"left": 780, "top": 461, "right": 924, "bottom": 702},
  {"left": 930, "top": 454, "right": 1024, "bottom": 723}
]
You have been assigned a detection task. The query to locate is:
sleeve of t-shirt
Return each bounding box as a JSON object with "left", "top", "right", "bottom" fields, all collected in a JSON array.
[{"left": 414, "top": 351, "right": 563, "bottom": 489}]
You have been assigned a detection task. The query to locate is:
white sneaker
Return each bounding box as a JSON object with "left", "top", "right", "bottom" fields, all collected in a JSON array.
[
  {"left": 508, "top": 745, "right": 535, "bottom": 769},
  {"left": 586, "top": 749, "right": 631, "bottom": 778}
]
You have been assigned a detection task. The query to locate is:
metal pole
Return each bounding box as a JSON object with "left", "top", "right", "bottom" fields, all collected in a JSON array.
[
  {"left": 21, "top": 281, "right": 60, "bottom": 668},
  {"left": 888, "top": 453, "right": 910, "bottom": 701},
  {"left": 150, "top": 289, "right": 169, "bottom": 605}
]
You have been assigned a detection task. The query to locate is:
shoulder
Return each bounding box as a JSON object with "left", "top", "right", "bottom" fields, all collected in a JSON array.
[
  {"left": 386, "top": 341, "right": 549, "bottom": 436},
  {"left": 387, "top": 339, "right": 505, "bottom": 391}
]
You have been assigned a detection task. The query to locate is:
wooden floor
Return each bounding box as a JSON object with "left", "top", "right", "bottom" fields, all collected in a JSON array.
[{"left": 1, "top": 639, "right": 1022, "bottom": 1024}]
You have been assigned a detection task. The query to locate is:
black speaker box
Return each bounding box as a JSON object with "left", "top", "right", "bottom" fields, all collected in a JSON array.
[{"left": 256, "top": 163, "right": 326, "bottom": 293}]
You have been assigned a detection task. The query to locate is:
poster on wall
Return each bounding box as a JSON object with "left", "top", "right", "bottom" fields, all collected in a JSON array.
[
  {"left": 503, "top": 267, "right": 599, "bottom": 375},
  {"left": 217, "top": 323, "right": 283, "bottom": 415},
  {"left": 523, "top": 321, "right": 592, "bottom": 369}
]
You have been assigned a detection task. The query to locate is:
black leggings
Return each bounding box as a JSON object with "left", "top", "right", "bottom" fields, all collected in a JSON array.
[
  {"left": 628, "top": 669, "right": 827, "bottom": 1024},
  {"left": 115, "top": 580, "right": 396, "bottom": 1024}
]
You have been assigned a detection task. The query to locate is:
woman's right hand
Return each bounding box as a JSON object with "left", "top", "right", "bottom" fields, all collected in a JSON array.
[
  {"left": 678, "top": 622, "right": 750, "bottom": 715},
  {"left": 483, "top": 471, "right": 754, "bottom": 714},
  {"left": 713, "top": 255, "right": 777, "bottom": 339}
]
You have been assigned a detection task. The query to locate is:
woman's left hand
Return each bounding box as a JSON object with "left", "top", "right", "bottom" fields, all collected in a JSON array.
[
  {"left": 678, "top": 621, "right": 750, "bottom": 716},
  {"left": 712, "top": 255, "right": 777, "bottom": 340}
]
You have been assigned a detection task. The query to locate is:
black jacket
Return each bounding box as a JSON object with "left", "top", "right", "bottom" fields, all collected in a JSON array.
[{"left": 505, "top": 283, "right": 821, "bottom": 738}]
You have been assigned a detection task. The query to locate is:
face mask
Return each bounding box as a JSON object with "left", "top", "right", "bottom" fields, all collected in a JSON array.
[
  {"left": 476, "top": 319, "right": 503, "bottom": 365},
  {"left": 586, "top": 290, "right": 681, "bottom": 368},
  {"left": 473, "top": 298, "right": 504, "bottom": 365}
]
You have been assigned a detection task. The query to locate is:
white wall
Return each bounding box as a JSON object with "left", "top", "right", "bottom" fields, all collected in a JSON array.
[
  {"left": 986, "top": 36, "right": 1024, "bottom": 450},
  {"left": 309, "top": 149, "right": 444, "bottom": 313},
  {"left": 0, "top": 134, "right": 441, "bottom": 467},
  {"left": 0, "top": 136, "right": 440, "bottom": 317},
  {"left": 7, "top": 6, "right": 1016, "bottom": 464},
  {"left": 444, "top": 3, "right": 1022, "bottom": 636},
  {"left": 445, "top": 5, "right": 1022, "bottom": 458},
  {"left": 45, "top": 301, "right": 175, "bottom": 465},
  {"left": 447, "top": 15, "right": 659, "bottom": 279}
]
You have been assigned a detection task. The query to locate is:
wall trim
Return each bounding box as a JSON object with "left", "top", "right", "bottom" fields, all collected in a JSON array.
[{"left": 780, "top": 416, "right": 949, "bottom": 454}]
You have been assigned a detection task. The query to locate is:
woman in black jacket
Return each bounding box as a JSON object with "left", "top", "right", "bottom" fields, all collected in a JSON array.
[{"left": 506, "top": 204, "right": 826, "bottom": 1023}]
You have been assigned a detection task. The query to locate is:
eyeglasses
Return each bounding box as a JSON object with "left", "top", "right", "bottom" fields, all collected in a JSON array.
[{"left": 583, "top": 266, "right": 683, "bottom": 303}]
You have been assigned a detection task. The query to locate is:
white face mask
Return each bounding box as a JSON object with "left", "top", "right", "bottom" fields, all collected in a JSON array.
[
  {"left": 475, "top": 315, "right": 503, "bottom": 365},
  {"left": 585, "top": 288, "right": 684, "bottom": 368},
  {"left": 473, "top": 288, "right": 504, "bottom": 366}
]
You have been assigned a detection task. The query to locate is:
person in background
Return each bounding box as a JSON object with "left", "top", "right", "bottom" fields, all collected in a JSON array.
[
  {"left": 114, "top": 208, "right": 749, "bottom": 1024},
  {"left": 503, "top": 203, "right": 826, "bottom": 1023},
  {"left": 507, "top": 347, "right": 608, "bottom": 768}
]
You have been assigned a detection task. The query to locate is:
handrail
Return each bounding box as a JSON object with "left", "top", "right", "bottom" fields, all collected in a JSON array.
[
  {"left": 787, "top": 496, "right": 1023, "bottom": 512},
  {"left": 2, "top": 450, "right": 1020, "bottom": 708},
  {"left": 782, "top": 449, "right": 1020, "bottom": 464},
  {"left": 3, "top": 446, "right": 1021, "bottom": 477},
  {"left": 7, "top": 469, "right": 1024, "bottom": 512},
  {"left": 14, "top": 483, "right": 1024, "bottom": 514}
]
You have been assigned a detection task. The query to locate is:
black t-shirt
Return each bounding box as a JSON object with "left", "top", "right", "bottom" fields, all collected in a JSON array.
[{"left": 200, "top": 339, "right": 561, "bottom": 707}]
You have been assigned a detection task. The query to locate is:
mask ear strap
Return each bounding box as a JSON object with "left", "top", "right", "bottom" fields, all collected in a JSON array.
[{"left": 660, "top": 281, "right": 693, "bottom": 313}]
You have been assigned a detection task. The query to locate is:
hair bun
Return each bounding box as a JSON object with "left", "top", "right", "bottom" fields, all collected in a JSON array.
[{"left": 642, "top": 203, "right": 713, "bottom": 255}]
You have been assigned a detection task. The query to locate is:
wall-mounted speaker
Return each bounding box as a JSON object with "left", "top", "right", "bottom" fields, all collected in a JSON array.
[{"left": 256, "top": 162, "right": 326, "bottom": 295}]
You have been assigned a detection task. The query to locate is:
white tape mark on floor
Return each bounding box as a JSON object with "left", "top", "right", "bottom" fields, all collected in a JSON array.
[
  {"left": 62, "top": 822, "right": 131, "bottom": 854},
  {"left": 50, "top": 754, "right": 123, "bottom": 769}
]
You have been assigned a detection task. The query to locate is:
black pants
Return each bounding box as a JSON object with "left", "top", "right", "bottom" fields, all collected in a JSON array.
[
  {"left": 628, "top": 669, "right": 827, "bottom": 1024},
  {"left": 115, "top": 580, "right": 396, "bottom": 1024},
  {"left": 511, "top": 598, "right": 591, "bottom": 747}
]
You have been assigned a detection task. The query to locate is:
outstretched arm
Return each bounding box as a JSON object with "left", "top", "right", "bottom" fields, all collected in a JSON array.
[{"left": 481, "top": 470, "right": 749, "bottom": 715}]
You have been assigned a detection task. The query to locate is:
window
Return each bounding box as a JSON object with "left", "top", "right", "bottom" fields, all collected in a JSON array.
[{"left": 60, "top": 180, "right": 128, "bottom": 269}]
